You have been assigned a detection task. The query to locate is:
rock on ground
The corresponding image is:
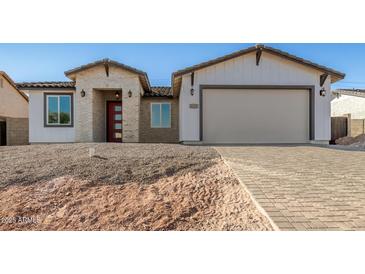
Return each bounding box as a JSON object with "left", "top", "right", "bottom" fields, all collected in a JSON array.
[{"left": 336, "top": 134, "right": 365, "bottom": 146}]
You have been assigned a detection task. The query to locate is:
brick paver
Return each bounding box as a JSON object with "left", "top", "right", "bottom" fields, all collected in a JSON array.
[{"left": 216, "top": 146, "right": 365, "bottom": 231}]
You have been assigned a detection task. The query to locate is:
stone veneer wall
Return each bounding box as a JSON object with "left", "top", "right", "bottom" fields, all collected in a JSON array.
[
  {"left": 73, "top": 65, "right": 142, "bottom": 142},
  {"left": 6, "top": 117, "right": 29, "bottom": 145},
  {"left": 93, "top": 91, "right": 122, "bottom": 142},
  {"left": 92, "top": 90, "right": 105, "bottom": 142},
  {"left": 139, "top": 97, "right": 179, "bottom": 143}
]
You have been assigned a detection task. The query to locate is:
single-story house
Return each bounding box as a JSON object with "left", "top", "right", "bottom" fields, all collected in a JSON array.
[
  {"left": 0, "top": 71, "right": 29, "bottom": 146},
  {"left": 15, "top": 44, "right": 345, "bottom": 144},
  {"left": 331, "top": 89, "right": 365, "bottom": 137},
  {"left": 332, "top": 89, "right": 365, "bottom": 119}
]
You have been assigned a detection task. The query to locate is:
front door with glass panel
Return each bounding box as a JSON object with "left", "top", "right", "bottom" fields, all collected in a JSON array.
[{"left": 107, "top": 101, "right": 123, "bottom": 142}]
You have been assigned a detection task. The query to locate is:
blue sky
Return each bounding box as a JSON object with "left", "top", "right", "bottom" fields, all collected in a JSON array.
[{"left": 0, "top": 43, "right": 364, "bottom": 89}]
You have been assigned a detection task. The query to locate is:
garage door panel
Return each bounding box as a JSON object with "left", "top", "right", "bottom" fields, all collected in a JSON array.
[{"left": 202, "top": 89, "right": 309, "bottom": 143}]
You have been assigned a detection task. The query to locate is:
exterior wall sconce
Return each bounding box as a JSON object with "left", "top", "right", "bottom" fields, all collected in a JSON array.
[
  {"left": 115, "top": 91, "right": 120, "bottom": 99},
  {"left": 128, "top": 90, "right": 132, "bottom": 98},
  {"left": 190, "top": 72, "right": 195, "bottom": 96},
  {"left": 80, "top": 89, "right": 86, "bottom": 97},
  {"left": 320, "top": 88, "right": 326, "bottom": 97}
]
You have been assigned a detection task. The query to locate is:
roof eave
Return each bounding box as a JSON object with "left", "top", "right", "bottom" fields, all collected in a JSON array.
[
  {"left": 0, "top": 71, "right": 29, "bottom": 102},
  {"left": 64, "top": 58, "right": 151, "bottom": 92},
  {"left": 172, "top": 46, "right": 257, "bottom": 78},
  {"left": 171, "top": 72, "right": 182, "bottom": 98},
  {"left": 261, "top": 45, "right": 345, "bottom": 80},
  {"left": 16, "top": 81, "right": 76, "bottom": 90},
  {"left": 330, "top": 74, "right": 346, "bottom": 84},
  {"left": 171, "top": 45, "right": 346, "bottom": 95},
  {"left": 18, "top": 86, "right": 76, "bottom": 91}
]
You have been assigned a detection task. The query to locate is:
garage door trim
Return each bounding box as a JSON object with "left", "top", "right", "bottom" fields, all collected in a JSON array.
[{"left": 199, "top": 85, "right": 315, "bottom": 142}]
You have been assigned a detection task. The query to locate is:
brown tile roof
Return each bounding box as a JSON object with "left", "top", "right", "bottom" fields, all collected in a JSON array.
[
  {"left": 16, "top": 81, "right": 75, "bottom": 89},
  {"left": 144, "top": 86, "right": 172, "bottom": 97},
  {"left": 16, "top": 81, "right": 173, "bottom": 97},
  {"left": 64, "top": 58, "right": 151, "bottom": 92},
  {"left": 0, "top": 71, "right": 29, "bottom": 102},
  {"left": 172, "top": 44, "right": 346, "bottom": 96}
]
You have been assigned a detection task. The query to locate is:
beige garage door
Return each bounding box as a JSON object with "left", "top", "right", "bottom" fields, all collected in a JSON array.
[{"left": 202, "top": 88, "right": 310, "bottom": 143}]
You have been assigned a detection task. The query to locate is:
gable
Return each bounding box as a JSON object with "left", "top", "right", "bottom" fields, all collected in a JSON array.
[
  {"left": 0, "top": 72, "right": 28, "bottom": 101},
  {"left": 0, "top": 73, "right": 29, "bottom": 118},
  {"left": 68, "top": 65, "right": 145, "bottom": 95},
  {"left": 172, "top": 45, "right": 345, "bottom": 96},
  {"left": 65, "top": 59, "right": 150, "bottom": 92},
  {"left": 192, "top": 51, "right": 326, "bottom": 86},
  {"left": 71, "top": 64, "right": 138, "bottom": 81}
]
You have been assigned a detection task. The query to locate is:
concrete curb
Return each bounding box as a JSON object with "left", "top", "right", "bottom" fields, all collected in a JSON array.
[{"left": 215, "top": 147, "right": 280, "bottom": 231}]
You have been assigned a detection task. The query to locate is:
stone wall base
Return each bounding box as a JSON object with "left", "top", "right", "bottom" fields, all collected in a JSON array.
[{"left": 5, "top": 117, "right": 29, "bottom": 146}]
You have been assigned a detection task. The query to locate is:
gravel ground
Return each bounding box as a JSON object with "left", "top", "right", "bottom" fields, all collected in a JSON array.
[
  {"left": 0, "top": 143, "right": 218, "bottom": 187},
  {"left": 0, "top": 144, "right": 273, "bottom": 231}
]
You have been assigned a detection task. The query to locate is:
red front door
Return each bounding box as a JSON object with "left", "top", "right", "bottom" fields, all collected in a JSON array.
[{"left": 107, "top": 101, "right": 123, "bottom": 142}]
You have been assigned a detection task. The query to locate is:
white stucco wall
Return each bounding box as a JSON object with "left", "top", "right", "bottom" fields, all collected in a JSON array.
[
  {"left": 179, "top": 51, "right": 332, "bottom": 142},
  {"left": 331, "top": 94, "right": 365, "bottom": 119},
  {"left": 28, "top": 89, "right": 76, "bottom": 143}
]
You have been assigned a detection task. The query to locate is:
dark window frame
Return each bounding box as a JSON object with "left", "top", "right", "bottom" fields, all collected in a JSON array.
[
  {"left": 44, "top": 92, "right": 74, "bottom": 127},
  {"left": 150, "top": 102, "right": 171, "bottom": 128}
]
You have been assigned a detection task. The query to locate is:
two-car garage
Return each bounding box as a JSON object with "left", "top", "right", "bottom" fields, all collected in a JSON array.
[
  {"left": 201, "top": 87, "right": 312, "bottom": 144},
  {"left": 174, "top": 45, "right": 345, "bottom": 144}
]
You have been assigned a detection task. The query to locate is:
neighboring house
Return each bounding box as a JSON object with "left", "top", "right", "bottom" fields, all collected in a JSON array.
[
  {"left": 0, "top": 71, "right": 29, "bottom": 146},
  {"left": 15, "top": 44, "right": 345, "bottom": 144},
  {"left": 332, "top": 89, "right": 365, "bottom": 119},
  {"left": 331, "top": 89, "right": 365, "bottom": 137}
]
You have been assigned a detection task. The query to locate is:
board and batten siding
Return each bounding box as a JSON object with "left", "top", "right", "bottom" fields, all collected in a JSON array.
[
  {"left": 28, "top": 89, "right": 76, "bottom": 143},
  {"left": 179, "top": 51, "right": 332, "bottom": 142}
]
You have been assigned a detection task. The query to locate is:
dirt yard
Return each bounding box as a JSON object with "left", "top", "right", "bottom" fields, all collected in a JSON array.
[{"left": 0, "top": 144, "right": 272, "bottom": 231}]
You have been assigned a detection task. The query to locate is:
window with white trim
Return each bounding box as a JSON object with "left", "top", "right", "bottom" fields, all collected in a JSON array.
[
  {"left": 46, "top": 94, "right": 72, "bottom": 126},
  {"left": 151, "top": 103, "right": 171, "bottom": 128}
]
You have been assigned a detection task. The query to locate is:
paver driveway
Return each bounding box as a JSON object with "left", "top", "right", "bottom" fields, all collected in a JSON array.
[{"left": 216, "top": 145, "right": 365, "bottom": 231}]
